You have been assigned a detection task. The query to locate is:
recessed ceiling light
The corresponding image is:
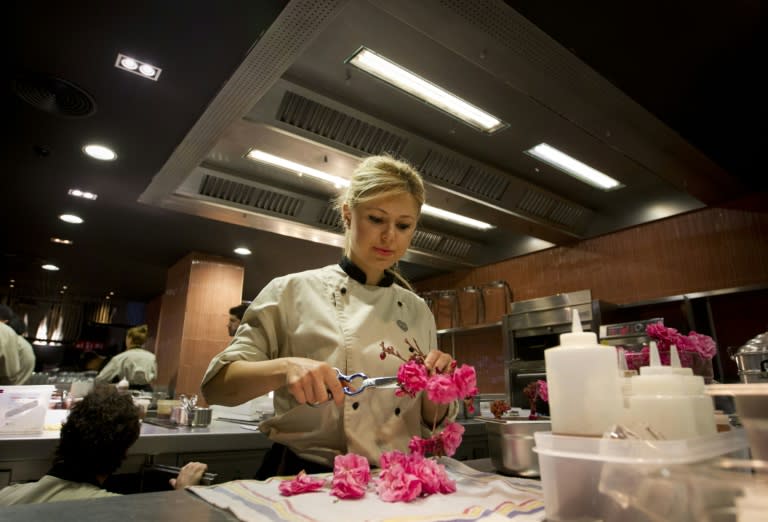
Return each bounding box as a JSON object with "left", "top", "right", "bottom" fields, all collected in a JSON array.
[
  {"left": 345, "top": 46, "right": 506, "bottom": 134},
  {"left": 115, "top": 53, "right": 162, "bottom": 81},
  {"left": 51, "top": 237, "right": 74, "bottom": 245},
  {"left": 525, "top": 143, "right": 623, "bottom": 191},
  {"left": 68, "top": 188, "right": 98, "bottom": 200},
  {"left": 59, "top": 214, "right": 83, "bottom": 224},
  {"left": 246, "top": 150, "right": 494, "bottom": 230},
  {"left": 83, "top": 144, "right": 117, "bottom": 161},
  {"left": 42, "top": 264, "right": 60, "bottom": 271},
  {"left": 234, "top": 247, "right": 252, "bottom": 256}
]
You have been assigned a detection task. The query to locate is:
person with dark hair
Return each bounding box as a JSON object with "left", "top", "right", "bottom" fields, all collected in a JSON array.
[
  {"left": 0, "top": 305, "right": 35, "bottom": 385},
  {"left": 202, "top": 155, "right": 458, "bottom": 479},
  {"left": 0, "top": 386, "right": 207, "bottom": 505},
  {"left": 95, "top": 324, "right": 156, "bottom": 391},
  {"left": 227, "top": 302, "right": 250, "bottom": 336}
]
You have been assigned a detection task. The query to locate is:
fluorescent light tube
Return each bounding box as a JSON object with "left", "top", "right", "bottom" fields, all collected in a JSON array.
[
  {"left": 245, "top": 150, "right": 493, "bottom": 230},
  {"left": 525, "top": 143, "right": 622, "bottom": 190},
  {"left": 346, "top": 47, "right": 506, "bottom": 134}
]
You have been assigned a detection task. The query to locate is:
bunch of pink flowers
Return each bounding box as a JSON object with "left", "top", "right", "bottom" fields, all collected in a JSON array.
[
  {"left": 626, "top": 323, "right": 717, "bottom": 371},
  {"left": 278, "top": 338, "right": 478, "bottom": 502}
]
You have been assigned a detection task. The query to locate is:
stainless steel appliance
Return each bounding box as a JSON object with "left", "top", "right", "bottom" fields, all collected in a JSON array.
[
  {"left": 729, "top": 331, "right": 768, "bottom": 383},
  {"left": 502, "top": 290, "right": 616, "bottom": 408},
  {"left": 599, "top": 318, "right": 664, "bottom": 351}
]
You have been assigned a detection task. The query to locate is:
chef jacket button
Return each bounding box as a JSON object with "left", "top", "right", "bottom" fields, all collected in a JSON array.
[
  {"left": 394, "top": 407, "right": 401, "bottom": 416},
  {"left": 352, "top": 402, "right": 359, "bottom": 410},
  {"left": 341, "top": 287, "right": 347, "bottom": 295}
]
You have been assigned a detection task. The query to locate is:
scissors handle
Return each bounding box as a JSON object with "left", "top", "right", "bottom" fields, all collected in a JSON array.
[{"left": 335, "top": 368, "right": 369, "bottom": 396}]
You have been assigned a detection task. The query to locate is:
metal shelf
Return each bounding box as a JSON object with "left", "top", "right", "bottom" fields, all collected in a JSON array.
[{"left": 436, "top": 321, "right": 502, "bottom": 336}]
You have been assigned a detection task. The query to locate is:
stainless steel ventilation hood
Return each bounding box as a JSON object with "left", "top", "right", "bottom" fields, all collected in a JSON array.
[{"left": 140, "top": 0, "right": 735, "bottom": 275}]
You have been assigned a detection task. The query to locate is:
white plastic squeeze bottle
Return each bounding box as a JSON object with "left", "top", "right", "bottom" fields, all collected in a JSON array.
[
  {"left": 626, "top": 342, "right": 716, "bottom": 439},
  {"left": 545, "top": 309, "right": 624, "bottom": 436}
]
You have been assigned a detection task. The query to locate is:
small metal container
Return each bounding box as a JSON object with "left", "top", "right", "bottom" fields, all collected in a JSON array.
[
  {"left": 481, "top": 417, "right": 551, "bottom": 477},
  {"left": 189, "top": 407, "right": 212, "bottom": 427}
]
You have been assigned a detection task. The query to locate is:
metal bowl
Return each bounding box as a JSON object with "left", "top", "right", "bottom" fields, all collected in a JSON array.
[{"left": 481, "top": 417, "right": 552, "bottom": 477}]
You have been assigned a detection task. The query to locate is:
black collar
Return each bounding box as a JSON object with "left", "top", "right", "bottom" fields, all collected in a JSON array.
[
  {"left": 48, "top": 462, "right": 103, "bottom": 488},
  {"left": 339, "top": 257, "right": 395, "bottom": 287}
]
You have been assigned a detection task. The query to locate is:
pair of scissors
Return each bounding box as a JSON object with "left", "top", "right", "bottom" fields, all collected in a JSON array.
[
  {"left": 334, "top": 368, "right": 399, "bottom": 396},
  {"left": 308, "top": 368, "right": 399, "bottom": 406}
]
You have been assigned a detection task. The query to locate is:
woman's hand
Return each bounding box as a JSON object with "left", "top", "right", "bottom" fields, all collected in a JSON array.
[
  {"left": 283, "top": 357, "right": 345, "bottom": 406},
  {"left": 170, "top": 461, "right": 208, "bottom": 489},
  {"left": 423, "top": 348, "right": 454, "bottom": 375}
]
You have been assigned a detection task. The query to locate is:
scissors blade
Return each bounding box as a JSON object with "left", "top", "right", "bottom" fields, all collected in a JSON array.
[{"left": 361, "top": 376, "right": 400, "bottom": 390}]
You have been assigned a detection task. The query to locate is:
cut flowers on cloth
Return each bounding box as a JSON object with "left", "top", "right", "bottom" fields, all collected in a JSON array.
[
  {"left": 625, "top": 323, "right": 717, "bottom": 372},
  {"left": 278, "top": 338, "right": 478, "bottom": 503}
]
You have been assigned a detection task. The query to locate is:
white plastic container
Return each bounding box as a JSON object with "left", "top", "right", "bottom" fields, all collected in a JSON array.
[
  {"left": 533, "top": 429, "right": 749, "bottom": 522},
  {"left": 0, "top": 385, "right": 55, "bottom": 434},
  {"left": 545, "top": 309, "right": 623, "bottom": 436}
]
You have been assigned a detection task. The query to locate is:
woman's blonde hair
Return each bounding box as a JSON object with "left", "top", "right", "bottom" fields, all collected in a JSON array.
[
  {"left": 126, "top": 324, "right": 149, "bottom": 349},
  {"left": 334, "top": 154, "right": 426, "bottom": 290}
]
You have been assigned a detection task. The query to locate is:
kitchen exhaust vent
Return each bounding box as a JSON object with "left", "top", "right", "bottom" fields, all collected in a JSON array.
[
  {"left": 317, "top": 204, "right": 343, "bottom": 230},
  {"left": 516, "top": 188, "right": 586, "bottom": 227},
  {"left": 420, "top": 149, "right": 508, "bottom": 201},
  {"left": 277, "top": 91, "right": 408, "bottom": 156},
  {"left": 199, "top": 174, "right": 303, "bottom": 217}
]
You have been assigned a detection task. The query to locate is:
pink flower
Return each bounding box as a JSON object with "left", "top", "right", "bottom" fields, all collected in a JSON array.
[
  {"left": 408, "top": 435, "right": 434, "bottom": 456},
  {"left": 330, "top": 453, "right": 370, "bottom": 499},
  {"left": 536, "top": 380, "right": 548, "bottom": 403},
  {"left": 412, "top": 455, "right": 456, "bottom": 494},
  {"left": 278, "top": 470, "right": 326, "bottom": 496},
  {"left": 396, "top": 360, "right": 429, "bottom": 396},
  {"left": 376, "top": 455, "right": 422, "bottom": 502},
  {"left": 452, "top": 364, "right": 478, "bottom": 399},
  {"left": 438, "top": 422, "right": 464, "bottom": 457},
  {"left": 687, "top": 331, "right": 717, "bottom": 359},
  {"left": 426, "top": 373, "right": 459, "bottom": 404}
]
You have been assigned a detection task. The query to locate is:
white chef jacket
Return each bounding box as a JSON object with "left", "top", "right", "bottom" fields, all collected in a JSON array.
[
  {"left": 95, "top": 347, "right": 157, "bottom": 385},
  {"left": 201, "top": 263, "right": 458, "bottom": 467},
  {"left": 0, "top": 322, "right": 22, "bottom": 385},
  {"left": 0, "top": 475, "right": 120, "bottom": 505}
]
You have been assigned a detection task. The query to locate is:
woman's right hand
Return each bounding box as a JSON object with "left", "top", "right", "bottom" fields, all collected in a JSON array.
[{"left": 283, "top": 357, "right": 344, "bottom": 406}]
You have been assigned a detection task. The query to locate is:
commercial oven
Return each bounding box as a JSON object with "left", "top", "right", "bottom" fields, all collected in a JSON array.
[{"left": 502, "top": 290, "right": 617, "bottom": 409}]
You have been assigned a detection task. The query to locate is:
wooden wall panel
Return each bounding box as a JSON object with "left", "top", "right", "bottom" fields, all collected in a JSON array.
[
  {"left": 416, "top": 203, "right": 768, "bottom": 306},
  {"left": 154, "top": 252, "right": 244, "bottom": 402}
]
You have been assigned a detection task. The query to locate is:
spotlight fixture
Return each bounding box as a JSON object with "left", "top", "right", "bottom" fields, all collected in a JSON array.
[
  {"left": 59, "top": 214, "right": 84, "bottom": 224},
  {"left": 234, "top": 247, "right": 252, "bottom": 256},
  {"left": 525, "top": 143, "right": 622, "bottom": 191},
  {"left": 42, "top": 264, "right": 60, "bottom": 271},
  {"left": 68, "top": 188, "right": 98, "bottom": 200},
  {"left": 83, "top": 144, "right": 117, "bottom": 161},
  {"left": 345, "top": 47, "right": 506, "bottom": 134},
  {"left": 245, "top": 150, "right": 494, "bottom": 230},
  {"left": 115, "top": 53, "right": 162, "bottom": 81},
  {"left": 51, "top": 237, "right": 74, "bottom": 245}
]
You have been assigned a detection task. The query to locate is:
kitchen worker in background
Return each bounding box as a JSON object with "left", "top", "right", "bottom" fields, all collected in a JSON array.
[
  {"left": 227, "top": 302, "right": 250, "bottom": 336},
  {"left": 95, "top": 324, "right": 157, "bottom": 391},
  {"left": 0, "top": 304, "right": 35, "bottom": 385},
  {"left": 201, "top": 154, "right": 458, "bottom": 479},
  {"left": 0, "top": 386, "right": 207, "bottom": 505}
]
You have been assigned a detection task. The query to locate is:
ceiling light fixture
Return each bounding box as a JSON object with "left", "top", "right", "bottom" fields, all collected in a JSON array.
[
  {"left": 42, "top": 264, "right": 60, "bottom": 271},
  {"left": 245, "top": 149, "right": 494, "bottom": 230},
  {"left": 525, "top": 143, "right": 622, "bottom": 191},
  {"left": 68, "top": 188, "right": 98, "bottom": 200},
  {"left": 59, "top": 214, "right": 84, "bottom": 224},
  {"left": 83, "top": 144, "right": 117, "bottom": 161},
  {"left": 115, "top": 53, "right": 162, "bottom": 81},
  {"left": 51, "top": 237, "right": 74, "bottom": 245},
  {"left": 345, "top": 47, "right": 506, "bottom": 134},
  {"left": 234, "top": 247, "right": 252, "bottom": 255}
]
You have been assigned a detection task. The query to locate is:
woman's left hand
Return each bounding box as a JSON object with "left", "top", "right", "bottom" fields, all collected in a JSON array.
[{"left": 423, "top": 348, "right": 454, "bottom": 375}]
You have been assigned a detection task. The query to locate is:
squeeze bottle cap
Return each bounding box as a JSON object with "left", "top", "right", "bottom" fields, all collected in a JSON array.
[
  {"left": 559, "top": 309, "right": 598, "bottom": 347},
  {"left": 640, "top": 342, "right": 692, "bottom": 376}
]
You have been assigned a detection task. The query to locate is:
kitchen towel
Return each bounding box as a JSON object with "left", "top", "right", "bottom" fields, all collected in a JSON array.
[{"left": 188, "top": 457, "right": 544, "bottom": 522}]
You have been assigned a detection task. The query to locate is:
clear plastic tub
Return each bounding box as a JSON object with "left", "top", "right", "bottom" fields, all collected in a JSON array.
[
  {"left": 0, "top": 385, "right": 56, "bottom": 434},
  {"left": 533, "top": 429, "right": 750, "bottom": 522}
]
